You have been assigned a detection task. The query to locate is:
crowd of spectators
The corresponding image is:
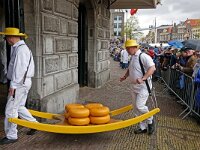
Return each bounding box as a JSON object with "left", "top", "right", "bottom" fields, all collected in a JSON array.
[
  {"left": 109, "top": 38, "right": 131, "bottom": 69},
  {"left": 110, "top": 38, "right": 200, "bottom": 80},
  {"left": 110, "top": 38, "right": 200, "bottom": 120}
]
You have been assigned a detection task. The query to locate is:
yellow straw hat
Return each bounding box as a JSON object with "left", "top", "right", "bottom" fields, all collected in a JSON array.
[
  {"left": 125, "top": 39, "right": 139, "bottom": 48},
  {"left": 0, "top": 27, "right": 28, "bottom": 38}
]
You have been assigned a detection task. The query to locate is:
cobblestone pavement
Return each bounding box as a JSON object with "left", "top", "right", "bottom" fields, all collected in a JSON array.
[{"left": 0, "top": 58, "right": 200, "bottom": 150}]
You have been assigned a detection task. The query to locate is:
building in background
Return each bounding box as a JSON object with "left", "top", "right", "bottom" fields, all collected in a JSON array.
[
  {"left": 144, "top": 18, "right": 200, "bottom": 43},
  {"left": 110, "top": 9, "right": 125, "bottom": 39},
  {"left": 185, "top": 19, "right": 200, "bottom": 39},
  {"left": 154, "top": 25, "right": 173, "bottom": 43},
  {"left": 176, "top": 22, "right": 186, "bottom": 41}
]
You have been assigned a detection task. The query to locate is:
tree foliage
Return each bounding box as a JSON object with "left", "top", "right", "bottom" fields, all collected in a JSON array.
[{"left": 124, "top": 16, "right": 143, "bottom": 40}]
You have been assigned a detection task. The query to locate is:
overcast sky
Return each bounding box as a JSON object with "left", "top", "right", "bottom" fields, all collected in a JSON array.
[{"left": 129, "top": 0, "right": 200, "bottom": 32}]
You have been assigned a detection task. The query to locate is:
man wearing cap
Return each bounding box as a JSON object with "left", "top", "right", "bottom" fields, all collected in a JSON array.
[
  {"left": 176, "top": 46, "right": 197, "bottom": 76},
  {"left": 120, "top": 39, "right": 156, "bottom": 135},
  {"left": 0, "top": 27, "right": 37, "bottom": 145}
]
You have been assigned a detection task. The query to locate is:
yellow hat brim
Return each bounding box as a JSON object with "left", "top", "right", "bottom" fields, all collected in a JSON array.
[
  {"left": 0, "top": 32, "right": 28, "bottom": 39},
  {"left": 0, "top": 32, "right": 26, "bottom": 36}
]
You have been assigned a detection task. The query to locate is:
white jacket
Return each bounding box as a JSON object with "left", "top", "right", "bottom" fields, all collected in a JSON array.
[{"left": 7, "top": 40, "right": 34, "bottom": 88}]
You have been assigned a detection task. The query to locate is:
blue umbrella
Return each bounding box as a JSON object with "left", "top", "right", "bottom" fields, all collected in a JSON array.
[
  {"left": 168, "top": 40, "right": 184, "bottom": 48},
  {"left": 182, "top": 39, "right": 200, "bottom": 50}
]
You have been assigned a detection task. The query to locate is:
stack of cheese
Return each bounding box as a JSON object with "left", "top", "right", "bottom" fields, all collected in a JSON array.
[
  {"left": 65, "top": 104, "right": 90, "bottom": 126},
  {"left": 64, "top": 103, "right": 110, "bottom": 126},
  {"left": 86, "top": 103, "right": 110, "bottom": 125}
]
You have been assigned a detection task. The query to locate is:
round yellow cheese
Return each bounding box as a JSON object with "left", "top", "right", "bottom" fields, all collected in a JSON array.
[
  {"left": 68, "top": 117, "right": 90, "bottom": 126},
  {"left": 90, "top": 115, "right": 110, "bottom": 125},
  {"left": 90, "top": 106, "right": 110, "bottom": 117},
  {"left": 85, "top": 103, "right": 103, "bottom": 109},
  {"left": 68, "top": 108, "right": 90, "bottom": 118},
  {"left": 65, "top": 104, "right": 84, "bottom": 111}
]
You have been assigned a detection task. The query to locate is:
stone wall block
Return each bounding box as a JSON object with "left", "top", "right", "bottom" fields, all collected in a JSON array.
[
  {"left": 41, "top": 0, "right": 53, "bottom": 12},
  {"left": 55, "top": 38, "right": 72, "bottom": 53},
  {"left": 24, "top": 14, "right": 35, "bottom": 30},
  {"left": 106, "top": 9, "right": 110, "bottom": 18},
  {"left": 98, "top": 17, "right": 102, "bottom": 27},
  {"left": 43, "top": 15, "right": 59, "bottom": 33},
  {"left": 68, "top": 21, "right": 78, "bottom": 35},
  {"left": 72, "top": 5, "right": 78, "bottom": 20},
  {"left": 43, "top": 55, "right": 60, "bottom": 75},
  {"left": 101, "top": 41, "right": 109, "bottom": 49},
  {"left": 55, "top": 70, "right": 72, "bottom": 90},
  {"left": 98, "top": 51, "right": 103, "bottom": 61},
  {"left": 72, "top": 69, "right": 78, "bottom": 84},
  {"left": 69, "top": 54, "right": 78, "bottom": 68},
  {"left": 60, "top": 18, "right": 68, "bottom": 35},
  {"left": 96, "top": 69, "right": 110, "bottom": 88},
  {"left": 72, "top": 38, "right": 78, "bottom": 52},
  {"left": 105, "top": 30, "right": 110, "bottom": 39},
  {"left": 26, "top": 34, "right": 37, "bottom": 56},
  {"left": 29, "top": 78, "right": 43, "bottom": 100},
  {"left": 97, "top": 6, "right": 101, "bottom": 15},
  {"left": 43, "top": 75, "right": 55, "bottom": 97},
  {"left": 102, "top": 60, "right": 108, "bottom": 70},
  {"left": 105, "top": 51, "right": 110, "bottom": 59},
  {"left": 42, "top": 84, "right": 79, "bottom": 113},
  {"left": 97, "top": 39, "right": 101, "bottom": 51},
  {"left": 60, "top": 54, "right": 68, "bottom": 70},
  {"left": 102, "top": 51, "right": 105, "bottom": 60},
  {"left": 43, "top": 36, "right": 54, "bottom": 54},
  {"left": 24, "top": 0, "right": 34, "bottom": 13},
  {"left": 54, "top": 0, "right": 72, "bottom": 18},
  {"left": 97, "top": 62, "right": 102, "bottom": 72},
  {"left": 102, "top": 18, "right": 109, "bottom": 29},
  {"left": 33, "top": 56, "right": 42, "bottom": 78},
  {"left": 98, "top": 28, "right": 104, "bottom": 38}
]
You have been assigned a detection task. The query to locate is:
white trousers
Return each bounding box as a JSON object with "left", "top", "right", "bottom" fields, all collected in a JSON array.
[
  {"left": 4, "top": 79, "right": 37, "bottom": 140},
  {"left": 131, "top": 88, "right": 153, "bottom": 130}
]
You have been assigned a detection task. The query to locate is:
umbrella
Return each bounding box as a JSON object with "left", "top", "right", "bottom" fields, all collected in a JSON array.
[
  {"left": 182, "top": 39, "right": 200, "bottom": 50},
  {"left": 139, "top": 43, "right": 151, "bottom": 48},
  {"left": 168, "top": 40, "right": 183, "bottom": 48}
]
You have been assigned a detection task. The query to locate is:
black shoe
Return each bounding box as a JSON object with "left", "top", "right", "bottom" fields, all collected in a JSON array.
[
  {"left": 27, "top": 129, "right": 37, "bottom": 135},
  {"left": 0, "top": 137, "right": 18, "bottom": 145},
  {"left": 148, "top": 120, "right": 155, "bottom": 135},
  {"left": 134, "top": 128, "right": 147, "bottom": 134}
]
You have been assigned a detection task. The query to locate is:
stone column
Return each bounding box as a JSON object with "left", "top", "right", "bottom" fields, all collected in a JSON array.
[{"left": 24, "top": 0, "right": 79, "bottom": 113}]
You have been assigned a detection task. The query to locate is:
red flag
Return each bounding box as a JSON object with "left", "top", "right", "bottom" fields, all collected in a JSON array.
[{"left": 130, "top": 9, "right": 138, "bottom": 15}]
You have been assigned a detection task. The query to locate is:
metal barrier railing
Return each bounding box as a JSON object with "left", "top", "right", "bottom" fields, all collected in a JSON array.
[
  {"left": 161, "top": 68, "right": 171, "bottom": 86},
  {"left": 192, "top": 84, "right": 200, "bottom": 117},
  {"left": 160, "top": 68, "right": 200, "bottom": 119},
  {"left": 159, "top": 68, "right": 171, "bottom": 94}
]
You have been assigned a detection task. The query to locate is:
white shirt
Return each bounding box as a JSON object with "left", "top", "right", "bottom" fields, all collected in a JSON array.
[
  {"left": 122, "top": 49, "right": 129, "bottom": 63},
  {"left": 129, "top": 50, "right": 155, "bottom": 92},
  {"left": 7, "top": 40, "right": 35, "bottom": 88}
]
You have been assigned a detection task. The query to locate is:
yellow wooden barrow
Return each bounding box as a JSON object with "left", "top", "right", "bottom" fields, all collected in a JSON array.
[{"left": 8, "top": 105, "right": 160, "bottom": 134}]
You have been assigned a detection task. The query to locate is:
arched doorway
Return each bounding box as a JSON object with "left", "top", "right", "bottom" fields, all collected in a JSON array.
[
  {"left": 78, "top": 3, "right": 88, "bottom": 87},
  {"left": 78, "top": 0, "right": 95, "bottom": 88}
]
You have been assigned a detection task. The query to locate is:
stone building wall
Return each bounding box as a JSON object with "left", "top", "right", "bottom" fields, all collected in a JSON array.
[
  {"left": 24, "top": 0, "right": 110, "bottom": 113},
  {"left": 94, "top": 0, "right": 111, "bottom": 87}
]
